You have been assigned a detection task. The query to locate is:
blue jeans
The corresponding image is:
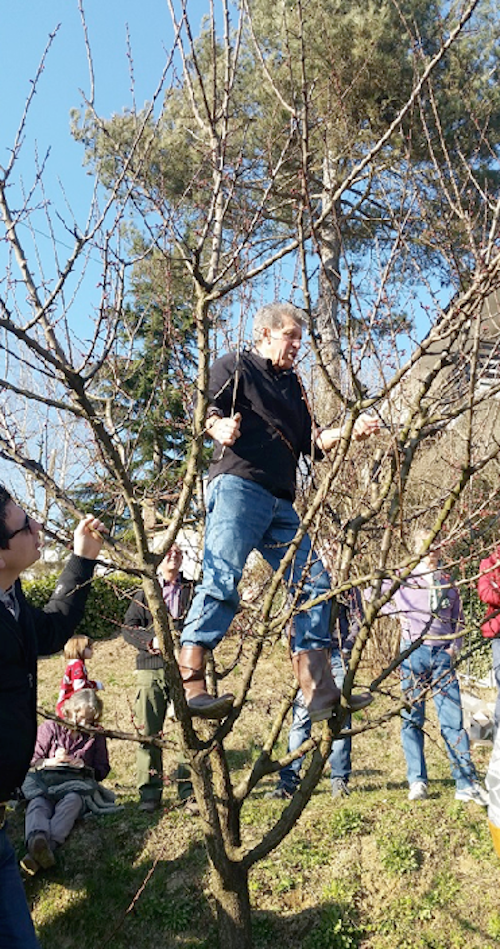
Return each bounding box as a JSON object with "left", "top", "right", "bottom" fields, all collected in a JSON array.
[
  {"left": 400, "top": 645, "right": 476, "bottom": 790},
  {"left": 0, "top": 825, "right": 41, "bottom": 948},
  {"left": 491, "top": 637, "right": 500, "bottom": 735},
  {"left": 182, "top": 475, "right": 331, "bottom": 653},
  {"left": 277, "top": 649, "right": 351, "bottom": 793}
]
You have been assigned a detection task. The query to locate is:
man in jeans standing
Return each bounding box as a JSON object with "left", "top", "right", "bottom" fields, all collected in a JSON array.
[
  {"left": 268, "top": 575, "right": 365, "bottom": 800},
  {"left": 178, "top": 302, "right": 378, "bottom": 722},
  {"left": 368, "top": 529, "right": 487, "bottom": 805}
]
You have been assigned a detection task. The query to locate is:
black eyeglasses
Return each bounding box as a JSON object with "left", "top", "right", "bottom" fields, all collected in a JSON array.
[{"left": 6, "top": 513, "right": 32, "bottom": 541}]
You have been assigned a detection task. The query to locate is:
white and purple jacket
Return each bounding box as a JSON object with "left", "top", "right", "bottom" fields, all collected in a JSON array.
[{"left": 366, "top": 563, "right": 464, "bottom": 650}]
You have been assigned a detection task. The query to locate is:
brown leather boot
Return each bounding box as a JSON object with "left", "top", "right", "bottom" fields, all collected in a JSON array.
[
  {"left": 292, "top": 649, "right": 373, "bottom": 723},
  {"left": 178, "top": 644, "right": 234, "bottom": 720}
]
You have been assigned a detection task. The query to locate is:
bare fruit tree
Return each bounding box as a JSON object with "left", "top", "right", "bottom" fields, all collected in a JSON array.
[{"left": 2, "top": 1, "right": 500, "bottom": 946}]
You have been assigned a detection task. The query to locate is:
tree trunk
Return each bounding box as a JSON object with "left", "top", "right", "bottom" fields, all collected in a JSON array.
[
  {"left": 313, "top": 156, "right": 343, "bottom": 425},
  {"left": 210, "top": 861, "right": 252, "bottom": 949},
  {"left": 315, "top": 260, "right": 342, "bottom": 425}
]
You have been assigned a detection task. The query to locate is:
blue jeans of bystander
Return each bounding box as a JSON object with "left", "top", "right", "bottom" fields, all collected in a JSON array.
[
  {"left": 182, "top": 475, "right": 331, "bottom": 653},
  {"left": 400, "top": 644, "right": 477, "bottom": 790},
  {"left": 277, "top": 649, "right": 352, "bottom": 794},
  {"left": 491, "top": 637, "right": 500, "bottom": 736},
  {"left": 0, "top": 824, "right": 41, "bottom": 948}
]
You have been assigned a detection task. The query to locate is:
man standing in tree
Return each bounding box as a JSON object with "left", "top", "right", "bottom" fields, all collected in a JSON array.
[
  {"left": 122, "top": 543, "right": 195, "bottom": 812},
  {"left": 0, "top": 484, "right": 106, "bottom": 949},
  {"left": 178, "top": 302, "right": 378, "bottom": 721}
]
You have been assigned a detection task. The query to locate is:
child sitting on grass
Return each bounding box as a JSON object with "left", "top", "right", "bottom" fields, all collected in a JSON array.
[
  {"left": 21, "top": 689, "right": 115, "bottom": 874},
  {"left": 56, "top": 634, "right": 104, "bottom": 718}
]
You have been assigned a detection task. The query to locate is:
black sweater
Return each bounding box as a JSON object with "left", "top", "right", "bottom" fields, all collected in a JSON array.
[
  {"left": 207, "top": 350, "right": 321, "bottom": 501},
  {"left": 0, "top": 554, "right": 97, "bottom": 802},
  {"left": 121, "top": 576, "right": 193, "bottom": 671}
]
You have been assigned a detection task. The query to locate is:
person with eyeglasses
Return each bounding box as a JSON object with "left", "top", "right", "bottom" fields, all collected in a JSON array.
[
  {"left": 178, "top": 302, "right": 378, "bottom": 722},
  {"left": 0, "top": 484, "right": 107, "bottom": 949}
]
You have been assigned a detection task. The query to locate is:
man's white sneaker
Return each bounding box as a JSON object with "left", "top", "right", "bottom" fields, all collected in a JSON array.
[
  {"left": 455, "top": 782, "right": 489, "bottom": 806},
  {"left": 408, "top": 781, "right": 428, "bottom": 801}
]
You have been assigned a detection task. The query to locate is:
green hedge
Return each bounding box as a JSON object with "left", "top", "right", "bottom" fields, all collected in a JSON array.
[
  {"left": 23, "top": 572, "right": 134, "bottom": 641},
  {"left": 459, "top": 570, "right": 493, "bottom": 680}
]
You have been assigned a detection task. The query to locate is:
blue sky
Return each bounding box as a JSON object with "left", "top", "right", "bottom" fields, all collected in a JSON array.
[
  {"left": 0, "top": 2, "right": 206, "bottom": 496},
  {"left": 0, "top": 1, "right": 210, "bottom": 346},
  {"left": 1, "top": 1, "right": 190, "bottom": 211},
  {"left": 0, "top": 1, "right": 445, "bottom": 358}
]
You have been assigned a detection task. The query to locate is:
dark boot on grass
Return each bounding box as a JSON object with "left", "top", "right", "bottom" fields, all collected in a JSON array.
[{"left": 28, "top": 833, "right": 55, "bottom": 870}]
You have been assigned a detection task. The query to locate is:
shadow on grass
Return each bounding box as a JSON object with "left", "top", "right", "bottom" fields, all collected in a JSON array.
[
  {"left": 10, "top": 799, "right": 215, "bottom": 949},
  {"left": 251, "top": 902, "right": 364, "bottom": 949},
  {"left": 10, "top": 798, "right": 366, "bottom": 949},
  {"left": 349, "top": 767, "right": 385, "bottom": 779},
  {"left": 9, "top": 771, "right": 490, "bottom": 949}
]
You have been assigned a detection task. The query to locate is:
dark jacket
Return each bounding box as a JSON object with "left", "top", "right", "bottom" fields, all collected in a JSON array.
[
  {"left": 207, "top": 350, "right": 321, "bottom": 501},
  {"left": 0, "top": 554, "right": 97, "bottom": 802},
  {"left": 121, "top": 574, "right": 193, "bottom": 671}
]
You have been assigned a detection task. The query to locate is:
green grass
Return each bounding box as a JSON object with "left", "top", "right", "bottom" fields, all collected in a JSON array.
[
  {"left": 330, "top": 807, "right": 367, "bottom": 838},
  {"left": 303, "top": 904, "right": 363, "bottom": 949},
  {"left": 13, "top": 636, "right": 500, "bottom": 949},
  {"left": 376, "top": 833, "right": 421, "bottom": 874}
]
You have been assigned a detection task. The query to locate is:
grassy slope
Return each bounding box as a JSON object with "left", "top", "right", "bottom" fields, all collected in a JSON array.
[{"left": 9, "top": 635, "right": 500, "bottom": 949}]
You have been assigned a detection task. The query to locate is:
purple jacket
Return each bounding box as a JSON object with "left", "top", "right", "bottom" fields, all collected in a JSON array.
[
  {"left": 367, "top": 564, "right": 464, "bottom": 650},
  {"left": 31, "top": 719, "right": 110, "bottom": 782}
]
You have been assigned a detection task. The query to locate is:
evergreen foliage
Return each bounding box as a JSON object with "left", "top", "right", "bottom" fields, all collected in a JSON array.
[{"left": 24, "top": 573, "right": 132, "bottom": 642}]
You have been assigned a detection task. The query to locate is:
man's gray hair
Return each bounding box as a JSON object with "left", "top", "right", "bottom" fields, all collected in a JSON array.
[{"left": 252, "top": 303, "right": 305, "bottom": 345}]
